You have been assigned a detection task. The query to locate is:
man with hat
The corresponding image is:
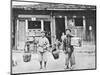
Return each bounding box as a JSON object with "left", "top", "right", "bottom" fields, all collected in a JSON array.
[
  {"left": 63, "top": 29, "right": 75, "bottom": 69},
  {"left": 37, "top": 30, "right": 50, "bottom": 69}
]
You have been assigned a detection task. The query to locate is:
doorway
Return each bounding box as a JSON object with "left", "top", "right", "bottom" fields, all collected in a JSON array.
[
  {"left": 55, "top": 17, "right": 65, "bottom": 41},
  {"left": 44, "top": 21, "right": 51, "bottom": 44}
]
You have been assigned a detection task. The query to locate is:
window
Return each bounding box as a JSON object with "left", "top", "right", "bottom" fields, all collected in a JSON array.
[
  {"left": 75, "top": 18, "right": 83, "bottom": 26},
  {"left": 28, "top": 21, "right": 41, "bottom": 29}
]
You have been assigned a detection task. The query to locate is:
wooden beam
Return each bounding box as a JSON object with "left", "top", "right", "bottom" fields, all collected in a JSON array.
[{"left": 18, "top": 15, "right": 50, "bottom": 18}]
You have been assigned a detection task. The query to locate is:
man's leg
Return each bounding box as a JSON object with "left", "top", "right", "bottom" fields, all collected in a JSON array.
[
  {"left": 65, "top": 53, "right": 69, "bottom": 69},
  {"left": 40, "top": 61, "right": 42, "bottom": 69},
  {"left": 40, "top": 52, "right": 43, "bottom": 69},
  {"left": 70, "top": 52, "right": 75, "bottom": 68},
  {"left": 68, "top": 57, "right": 71, "bottom": 69},
  {"left": 68, "top": 52, "right": 74, "bottom": 69},
  {"left": 44, "top": 61, "right": 47, "bottom": 69},
  {"left": 43, "top": 52, "right": 47, "bottom": 69}
]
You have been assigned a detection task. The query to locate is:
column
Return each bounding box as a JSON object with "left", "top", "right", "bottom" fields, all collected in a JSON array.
[
  {"left": 53, "top": 16, "right": 56, "bottom": 39},
  {"left": 51, "top": 16, "right": 56, "bottom": 45},
  {"left": 83, "top": 16, "right": 86, "bottom": 40},
  {"left": 25, "top": 19, "right": 28, "bottom": 41},
  {"left": 65, "top": 16, "right": 68, "bottom": 29},
  {"left": 11, "top": 18, "right": 14, "bottom": 49},
  {"left": 25, "top": 19, "right": 28, "bottom": 33},
  {"left": 25, "top": 19, "right": 28, "bottom": 36},
  {"left": 73, "top": 16, "right": 77, "bottom": 36},
  {"left": 41, "top": 20, "right": 44, "bottom": 31},
  {"left": 15, "top": 19, "right": 19, "bottom": 50}
]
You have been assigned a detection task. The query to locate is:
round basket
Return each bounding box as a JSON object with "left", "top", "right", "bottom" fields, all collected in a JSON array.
[{"left": 23, "top": 53, "right": 31, "bottom": 62}]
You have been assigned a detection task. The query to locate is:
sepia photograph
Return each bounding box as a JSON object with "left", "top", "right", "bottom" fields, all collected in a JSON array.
[{"left": 11, "top": 0, "right": 96, "bottom": 74}]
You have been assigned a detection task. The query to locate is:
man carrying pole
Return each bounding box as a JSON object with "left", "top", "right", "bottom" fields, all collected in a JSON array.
[
  {"left": 63, "top": 29, "right": 75, "bottom": 69},
  {"left": 37, "top": 31, "right": 50, "bottom": 69}
]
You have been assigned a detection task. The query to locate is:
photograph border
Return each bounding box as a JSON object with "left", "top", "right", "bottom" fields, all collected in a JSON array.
[{"left": 10, "top": 0, "right": 97, "bottom": 75}]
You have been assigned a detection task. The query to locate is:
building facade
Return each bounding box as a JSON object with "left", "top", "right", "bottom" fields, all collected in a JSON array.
[{"left": 12, "top": 2, "right": 96, "bottom": 50}]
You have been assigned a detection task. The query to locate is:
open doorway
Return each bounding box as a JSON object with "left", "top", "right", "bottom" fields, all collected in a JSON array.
[
  {"left": 75, "top": 17, "right": 83, "bottom": 26},
  {"left": 74, "top": 17, "right": 84, "bottom": 39},
  {"left": 55, "top": 17, "right": 65, "bottom": 41},
  {"left": 44, "top": 21, "right": 51, "bottom": 44}
]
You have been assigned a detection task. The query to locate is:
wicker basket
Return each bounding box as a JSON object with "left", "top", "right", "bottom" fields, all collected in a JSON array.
[{"left": 23, "top": 53, "right": 31, "bottom": 62}]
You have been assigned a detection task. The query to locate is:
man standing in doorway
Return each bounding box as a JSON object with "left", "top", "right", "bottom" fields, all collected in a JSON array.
[{"left": 37, "top": 31, "right": 50, "bottom": 69}]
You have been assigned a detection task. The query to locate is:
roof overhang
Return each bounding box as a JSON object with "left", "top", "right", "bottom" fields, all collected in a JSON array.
[{"left": 12, "top": 1, "right": 96, "bottom": 11}]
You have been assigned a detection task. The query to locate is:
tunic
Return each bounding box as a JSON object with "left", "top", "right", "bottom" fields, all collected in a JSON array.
[
  {"left": 37, "top": 37, "right": 50, "bottom": 52},
  {"left": 37, "top": 36, "right": 50, "bottom": 61},
  {"left": 63, "top": 34, "right": 74, "bottom": 56}
]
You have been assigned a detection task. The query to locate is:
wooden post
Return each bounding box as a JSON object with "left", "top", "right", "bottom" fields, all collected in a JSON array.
[
  {"left": 25, "top": 19, "right": 28, "bottom": 33},
  {"left": 11, "top": 18, "right": 13, "bottom": 50},
  {"left": 83, "top": 16, "right": 86, "bottom": 40},
  {"left": 25, "top": 19, "right": 28, "bottom": 40},
  {"left": 51, "top": 16, "right": 56, "bottom": 45},
  {"left": 15, "top": 19, "right": 19, "bottom": 50},
  {"left": 53, "top": 16, "right": 56, "bottom": 40},
  {"left": 41, "top": 20, "right": 44, "bottom": 31},
  {"left": 73, "top": 16, "right": 77, "bottom": 36},
  {"left": 65, "top": 16, "right": 68, "bottom": 29}
]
